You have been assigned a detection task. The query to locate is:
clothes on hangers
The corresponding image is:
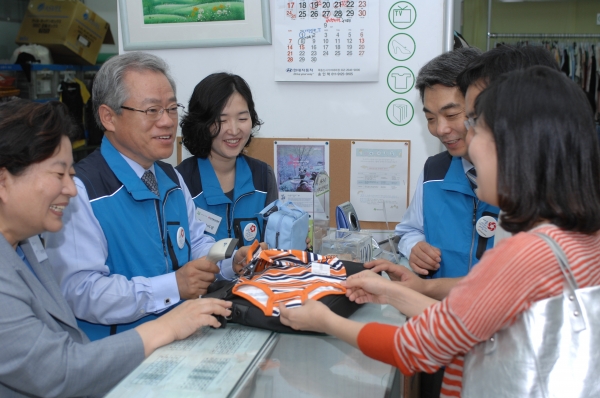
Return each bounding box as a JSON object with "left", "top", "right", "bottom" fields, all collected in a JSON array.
[{"left": 494, "top": 39, "right": 599, "bottom": 119}]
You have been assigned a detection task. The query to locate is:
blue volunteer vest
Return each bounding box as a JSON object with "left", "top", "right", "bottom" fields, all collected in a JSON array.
[
  {"left": 74, "top": 137, "right": 191, "bottom": 340},
  {"left": 422, "top": 152, "right": 499, "bottom": 278},
  {"left": 177, "top": 155, "right": 270, "bottom": 247}
]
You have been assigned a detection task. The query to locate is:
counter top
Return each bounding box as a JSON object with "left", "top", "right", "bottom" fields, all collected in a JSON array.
[{"left": 107, "top": 303, "right": 406, "bottom": 398}]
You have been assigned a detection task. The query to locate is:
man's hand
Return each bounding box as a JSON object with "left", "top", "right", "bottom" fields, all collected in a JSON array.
[
  {"left": 365, "top": 259, "right": 428, "bottom": 295},
  {"left": 175, "top": 256, "right": 220, "bottom": 299},
  {"left": 409, "top": 241, "right": 441, "bottom": 276}
]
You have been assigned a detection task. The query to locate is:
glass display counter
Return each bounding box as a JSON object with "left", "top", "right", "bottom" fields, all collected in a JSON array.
[{"left": 107, "top": 303, "right": 406, "bottom": 398}]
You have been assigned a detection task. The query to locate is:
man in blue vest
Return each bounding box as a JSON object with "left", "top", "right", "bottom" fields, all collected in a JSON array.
[
  {"left": 44, "top": 52, "right": 248, "bottom": 341},
  {"left": 371, "top": 46, "right": 563, "bottom": 299},
  {"left": 393, "top": 48, "right": 500, "bottom": 298}
]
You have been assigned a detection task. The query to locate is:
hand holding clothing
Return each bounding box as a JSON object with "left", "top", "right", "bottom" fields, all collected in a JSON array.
[
  {"left": 345, "top": 270, "right": 395, "bottom": 305},
  {"left": 279, "top": 299, "right": 365, "bottom": 349},
  {"left": 232, "top": 245, "right": 251, "bottom": 273},
  {"left": 365, "top": 259, "right": 427, "bottom": 291},
  {"left": 347, "top": 269, "right": 438, "bottom": 317},
  {"left": 279, "top": 299, "right": 332, "bottom": 333}
]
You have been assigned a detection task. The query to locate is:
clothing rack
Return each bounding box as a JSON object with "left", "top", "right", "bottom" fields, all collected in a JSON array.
[
  {"left": 489, "top": 33, "right": 600, "bottom": 40},
  {"left": 485, "top": 0, "right": 600, "bottom": 50},
  {"left": 486, "top": 36, "right": 600, "bottom": 124},
  {"left": 488, "top": 33, "right": 600, "bottom": 50}
]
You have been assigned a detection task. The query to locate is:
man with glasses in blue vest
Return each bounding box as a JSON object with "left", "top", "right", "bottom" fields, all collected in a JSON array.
[{"left": 44, "top": 52, "right": 247, "bottom": 341}]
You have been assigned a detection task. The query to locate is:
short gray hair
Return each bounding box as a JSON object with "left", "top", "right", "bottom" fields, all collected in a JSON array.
[
  {"left": 92, "top": 52, "right": 177, "bottom": 129},
  {"left": 415, "top": 47, "right": 482, "bottom": 102}
]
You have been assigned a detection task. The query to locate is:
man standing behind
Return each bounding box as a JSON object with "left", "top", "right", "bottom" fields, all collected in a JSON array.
[
  {"left": 45, "top": 52, "right": 247, "bottom": 340},
  {"left": 394, "top": 48, "right": 500, "bottom": 285}
]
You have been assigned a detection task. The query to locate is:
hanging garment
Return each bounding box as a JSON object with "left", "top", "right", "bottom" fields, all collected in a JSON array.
[
  {"left": 562, "top": 48, "right": 570, "bottom": 77},
  {"left": 58, "top": 81, "right": 85, "bottom": 142},
  {"left": 587, "top": 49, "right": 597, "bottom": 111}
]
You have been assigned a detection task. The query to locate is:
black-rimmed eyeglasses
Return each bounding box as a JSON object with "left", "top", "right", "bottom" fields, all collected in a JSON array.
[{"left": 120, "top": 103, "right": 185, "bottom": 120}]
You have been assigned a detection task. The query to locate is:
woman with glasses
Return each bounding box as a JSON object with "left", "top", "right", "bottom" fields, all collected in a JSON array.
[
  {"left": 0, "top": 99, "right": 232, "bottom": 397},
  {"left": 177, "top": 73, "right": 278, "bottom": 249},
  {"left": 279, "top": 66, "right": 600, "bottom": 397}
]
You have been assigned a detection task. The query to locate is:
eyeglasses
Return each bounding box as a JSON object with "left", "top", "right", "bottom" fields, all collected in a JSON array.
[
  {"left": 464, "top": 116, "right": 477, "bottom": 131},
  {"left": 120, "top": 103, "right": 185, "bottom": 120}
]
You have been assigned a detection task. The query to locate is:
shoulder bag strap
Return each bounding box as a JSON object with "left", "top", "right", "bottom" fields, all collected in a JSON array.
[{"left": 535, "top": 232, "right": 587, "bottom": 332}]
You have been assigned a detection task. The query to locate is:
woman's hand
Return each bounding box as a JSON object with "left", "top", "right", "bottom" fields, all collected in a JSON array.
[
  {"left": 161, "top": 298, "right": 232, "bottom": 340},
  {"left": 364, "top": 259, "right": 427, "bottom": 294},
  {"left": 348, "top": 269, "right": 440, "bottom": 317},
  {"left": 345, "top": 270, "right": 395, "bottom": 305},
  {"left": 279, "top": 299, "right": 333, "bottom": 333},
  {"left": 280, "top": 300, "right": 365, "bottom": 348},
  {"left": 137, "top": 298, "right": 232, "bottom": 356}
]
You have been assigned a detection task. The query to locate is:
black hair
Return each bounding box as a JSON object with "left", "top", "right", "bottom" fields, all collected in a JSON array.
[
  {"left": 475, "top": 66, "right": 600, "bottom": 234},
  {"left": 457, "top": 45, "right": 560, "bottom": 95},
  {"left": 180, "top": 73, "right": 263, "bottom": 158},
  {"left": 0, "top": 99, "right": 77, "bottom": 176},
  {"left": 415, "top": 47, "right": 482, "bottom": 102}
]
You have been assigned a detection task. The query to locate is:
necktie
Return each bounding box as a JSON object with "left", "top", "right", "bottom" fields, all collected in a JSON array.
[
  {"left": 466, "top": 167, "right": 477, "bottom": 192},
  {"left": 141, "top": 170, "right": 159, "bottom": 196}
]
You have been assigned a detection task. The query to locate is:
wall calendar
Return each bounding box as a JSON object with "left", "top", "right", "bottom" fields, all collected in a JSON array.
[{"left": 274, "top": 0, "right": 379, "bottom": 82}]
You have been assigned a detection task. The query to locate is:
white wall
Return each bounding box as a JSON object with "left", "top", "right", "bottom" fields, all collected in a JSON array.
[
  {"left": 84, "top": 0, "right": 119, "bottom": 55},
  {"left": 117, "top": 0, "right": 449, "bottom": 202}
]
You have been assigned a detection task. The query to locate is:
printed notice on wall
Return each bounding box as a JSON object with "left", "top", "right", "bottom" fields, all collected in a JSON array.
[
  {"left": 350, "top": 141, "right": 409, "bottom": 222},
  {"left": 274, "top": 0, "right": 380, "bottom": 81},
  {"left": 105, "top": 326, "right": 273, "bottom": 398}
]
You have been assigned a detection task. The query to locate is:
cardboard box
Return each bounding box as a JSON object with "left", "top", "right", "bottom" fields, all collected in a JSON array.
[{"left": 15, "top": 0, "right": 114, "bottom": 65}]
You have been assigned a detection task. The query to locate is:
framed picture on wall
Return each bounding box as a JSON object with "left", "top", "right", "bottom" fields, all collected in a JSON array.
[{"left": 118, "top": 0, "right": 271, "bottom": 50}]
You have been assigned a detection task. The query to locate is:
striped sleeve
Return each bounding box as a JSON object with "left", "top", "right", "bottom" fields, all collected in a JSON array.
[
  {"left": 357, "top": 299, "right": 479, "bottom": 375},
  {"left": 357, "top": 225, "right": 600, "bottom": 398}
]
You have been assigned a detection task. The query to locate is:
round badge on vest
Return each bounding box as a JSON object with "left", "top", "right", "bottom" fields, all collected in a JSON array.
[
  {"left": 244, "top": 223, "right": 258, "bottom": 241},
  {"left": 177, "top": 227, "right": 186, "bottom": 249},
  {"left": 476, "top": 216, "right": 497, "bottom": 238}
]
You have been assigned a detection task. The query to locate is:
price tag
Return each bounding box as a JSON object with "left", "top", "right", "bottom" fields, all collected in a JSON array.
[{"left": 311, "top": 262, "right": 331, "bottom": 276}]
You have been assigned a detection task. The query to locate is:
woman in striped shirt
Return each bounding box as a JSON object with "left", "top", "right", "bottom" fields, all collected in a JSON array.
[{"left": 280, "top": 66, "right": 600, "bottom": 397}]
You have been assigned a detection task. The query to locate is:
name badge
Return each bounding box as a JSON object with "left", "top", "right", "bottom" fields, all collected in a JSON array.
[
  {"left": 476, "top": 216, "right": 497, "bottom": 238},
  {"left": 195, "top": 208, "right": 222, "bottom": 235},
  {"left": 28, "top": 236, "right": 48, "bottom": 263},
  {"left": 244, "top": 222, "right": 258, "bottom": 242},
  {"left": 176, "top": 227, "right": 186, "bottom": 249}
]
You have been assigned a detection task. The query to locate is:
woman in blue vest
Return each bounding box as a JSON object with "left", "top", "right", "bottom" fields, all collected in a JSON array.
[{"left": 177, "top": 73, "right": 278, "bottom": 248}]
